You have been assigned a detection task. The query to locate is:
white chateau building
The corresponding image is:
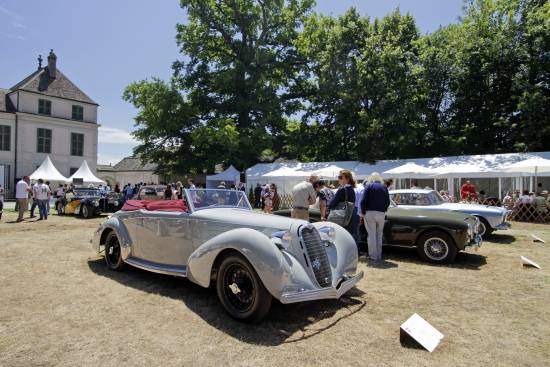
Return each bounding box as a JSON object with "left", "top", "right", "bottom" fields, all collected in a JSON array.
[{"left": 0, "top": 50, "right": 98, "bottom": 197}]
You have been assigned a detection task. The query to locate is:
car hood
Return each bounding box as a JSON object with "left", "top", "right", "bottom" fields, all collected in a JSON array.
[
  {"left": 388, "top": 206, "right": 473, "bottom": 222},
  {"left": 191, "top": 208, "right": 307, "bottom": 231}
]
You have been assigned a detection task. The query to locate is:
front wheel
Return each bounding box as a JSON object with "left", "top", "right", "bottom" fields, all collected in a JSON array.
[
  {"left": 477, "top": 218, "right": 493, "bottom": 238},
  {"left": 216, "top": 254, "right": 272, "bottom": 323},
  {"left": 417, "top": 231, "right": 457, "bottom": 264}
]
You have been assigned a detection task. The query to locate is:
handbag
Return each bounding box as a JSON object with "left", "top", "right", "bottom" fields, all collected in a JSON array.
[{"left": 327, "top": 187, "right": 356, "bottom": 226}]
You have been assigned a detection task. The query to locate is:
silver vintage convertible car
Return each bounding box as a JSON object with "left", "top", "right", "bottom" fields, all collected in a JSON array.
[{"left": 92, "top": 189, "right": 363, "bottom": 322}]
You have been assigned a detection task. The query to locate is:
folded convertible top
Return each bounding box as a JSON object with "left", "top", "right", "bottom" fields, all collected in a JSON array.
[{"left": 121, "top": 199, "right": 188, "bottom": 212}]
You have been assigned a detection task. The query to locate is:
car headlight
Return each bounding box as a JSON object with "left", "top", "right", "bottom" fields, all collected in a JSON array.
[
  {"left": 319, "top": 226, "right": 336, "bottom": 243},
  {"left": 113, "top": 201, "right": 119, "bottom": 206},
  {"left": 271, "top": 230, "right": 292, "bottom": 250},
  {"left": 93, "top": 200, "right": 100, "bottom": 207}
]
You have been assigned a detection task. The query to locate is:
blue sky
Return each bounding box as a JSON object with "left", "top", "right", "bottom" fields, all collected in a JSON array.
[{"left": 0, "top": 0, "right": 463, "bottom": 165}]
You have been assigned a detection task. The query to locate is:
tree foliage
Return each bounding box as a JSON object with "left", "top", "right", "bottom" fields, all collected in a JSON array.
[{"left": 124, "top": 0, "right": 550, "bottom": 174}]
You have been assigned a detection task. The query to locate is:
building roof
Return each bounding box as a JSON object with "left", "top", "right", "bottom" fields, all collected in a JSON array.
[
  {"left": 9, "top": 67, "right": 98, "bottom": 105},
  {"left": 113, "top": 157, "right": 158, "bottom": 172},
  {"left": 96, "top": 164, "right": 115, "bottom": 171}
]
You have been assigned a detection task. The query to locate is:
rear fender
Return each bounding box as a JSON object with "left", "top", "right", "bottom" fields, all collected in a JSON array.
[{"left": 187, "top": 228, "right": 317, "bottom": 300}]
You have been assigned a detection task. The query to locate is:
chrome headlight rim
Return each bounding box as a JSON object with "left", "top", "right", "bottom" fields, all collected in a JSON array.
[
  {"left": 271, "top": 230, "right": 292, "bottom": 250},
  {"left": 318, "top": 226, "right": 337, "bottom": 243}
]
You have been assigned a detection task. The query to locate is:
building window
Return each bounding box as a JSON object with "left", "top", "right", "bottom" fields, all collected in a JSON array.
[
  {"left": 72, "top": 105, "right": 84, "bottom": 121},
  {"left": 0, "top": 125, "right": 10, "bottom": 151},
  {"left": 38, "top": 99, "right": 52, "bottom": 115},
  {"left": 69, "top": 167, "right": 78, "bottom": 175},
  {"left": 37, "top": 128, "right": 52, "bottom": 153},
  {"left": 71, "top": 133, "right": 84, "bottom": 156}
]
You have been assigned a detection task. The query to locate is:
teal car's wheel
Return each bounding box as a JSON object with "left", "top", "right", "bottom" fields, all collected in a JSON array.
[
  {"left": 104, "top": 232, "right": 126, "bottom": 271},
  {"left": 477, "top": 218, "right": 493, "bottom": 238},
  {"left": 216, "top": 254, "right": 272, "bottom": 323},
  {"left": 417, "top": 231, "right": 457, "bottom": 263}
]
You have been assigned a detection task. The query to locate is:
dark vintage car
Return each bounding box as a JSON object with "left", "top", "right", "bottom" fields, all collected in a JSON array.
[
  {"left": 274, "top": 204, "right": 482, "bottom": 264},
  {"left": 55, "top": 187, "right": 106, "bottom": 219},
  {"left": 104, "top": 192, "right": 124, "bottom": 212}
]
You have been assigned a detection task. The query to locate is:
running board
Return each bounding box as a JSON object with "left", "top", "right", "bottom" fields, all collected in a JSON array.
[{"left": 124, "top": 257, "right": 188, "bottom": 277}]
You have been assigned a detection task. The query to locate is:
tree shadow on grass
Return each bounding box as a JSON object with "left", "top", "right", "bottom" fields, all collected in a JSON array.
[
  {"left": 87, "top": 258, "right": 366, "bottom": 346},
  {"left": 369, "top": 246, "right": 487, "bottom": 271}
]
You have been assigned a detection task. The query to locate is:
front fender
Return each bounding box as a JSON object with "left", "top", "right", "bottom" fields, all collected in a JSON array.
[
  {"left": 187, "top": 228, "right": 320, "bottom": 301},
  {"left": 92, "top": 215, "right": 133, "bottom": 259}
]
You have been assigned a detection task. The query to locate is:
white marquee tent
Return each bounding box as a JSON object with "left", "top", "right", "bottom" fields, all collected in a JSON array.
[
  {"left": 247, "top": 152, "right": 550, "bottom": 197},
  {"left": 382, "top": 163, "right": 434, "bottom": 178},
  {"left": 69, "top": 160, "right": 105, "bottom": 185},
  {"left": 206, "top": 165, "right": 241, "bottom": 188},
  {"left": 29, "top": 156, "right": 70, "bottom": 182}
]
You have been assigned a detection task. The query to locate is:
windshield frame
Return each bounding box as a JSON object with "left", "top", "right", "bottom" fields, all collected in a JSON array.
[{"left": 184, "top": 188, "right": 252, "bottom": 212}]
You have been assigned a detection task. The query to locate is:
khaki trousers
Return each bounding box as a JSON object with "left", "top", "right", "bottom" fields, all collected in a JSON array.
[
  {"left": 291, "top": 208, "right": 309, "bottom": 221},
  {"left": 17, "top": 198, "right": 28, "bottom": 221}
]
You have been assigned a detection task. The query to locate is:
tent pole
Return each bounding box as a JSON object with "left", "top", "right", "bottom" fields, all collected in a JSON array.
[
  {"left": 434, "top": 178, "right": 437, "bottom": 191},
  {"left": 529, "top": 176, "right": 533, "bottom": 192},
  {"left": 498, "top": 177, "right": 502, "bottom": 200}
]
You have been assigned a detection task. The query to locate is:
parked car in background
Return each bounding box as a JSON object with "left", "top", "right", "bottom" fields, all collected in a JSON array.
[
  {"left": 56, "top": 187, "right": 105, "bottom": 219},
  {"left": 390, "top": 189, "right": 510, "bottom": 237},
  {"left": 274, "top": 202, "right": 482, "bottom": 264},
  {"left": 135, "top": 185, "right": 165, "bottom": 200},
  {"left": 92, "top": 189, "right": 363, "bottom": 322},
  {"left": 104, "top": 192, "right": 124, "bottom": 212}
]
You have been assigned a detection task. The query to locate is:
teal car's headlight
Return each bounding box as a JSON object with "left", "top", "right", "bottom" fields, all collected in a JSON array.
[
  {"left": 271, "top": 230, "right": 292, "bottom": 250},
  {"left": 319, "top": 226, "right": 336, "bottom": 243}
]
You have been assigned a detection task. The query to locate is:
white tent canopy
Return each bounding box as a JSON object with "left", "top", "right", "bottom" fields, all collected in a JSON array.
[
  {"left": 29, "top": 156, "right": 70, "bottom": 182},
  {"left": 69, "top": 160, "right": 105, "bottom": 185},
  {"left": 504, "top": 157, "right": 550, "bottom": 175},
  {"left": 383, "top": 163, "right": 434, "bottom": 178},
  {"left": 206, "top": 165, "right": 240, "bottom": 188}
]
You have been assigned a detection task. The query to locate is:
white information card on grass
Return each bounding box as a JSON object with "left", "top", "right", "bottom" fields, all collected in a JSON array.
[{"left": 401, "top": 313, "right": 444, "bottom": 352}]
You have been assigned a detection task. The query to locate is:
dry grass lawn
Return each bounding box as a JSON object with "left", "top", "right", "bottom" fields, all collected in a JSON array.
[{"left": 0, "top": 209, "right": 549, "bottom": 366}]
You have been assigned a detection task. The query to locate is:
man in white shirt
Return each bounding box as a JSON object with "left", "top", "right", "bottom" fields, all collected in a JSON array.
[
  {"left": 35, "top": 178, "right": 51, "bottom": 220},
  {"left": 15, "top": 176, "right": 31, "bottom": 222},
  {"left": 291, "top": 175, "right": 318, "bottom": 220}
]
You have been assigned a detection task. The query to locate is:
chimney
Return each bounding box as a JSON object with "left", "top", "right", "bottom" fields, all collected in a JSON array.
[{"left": 47, "top": 49, "right": 57, "bottom": 79}]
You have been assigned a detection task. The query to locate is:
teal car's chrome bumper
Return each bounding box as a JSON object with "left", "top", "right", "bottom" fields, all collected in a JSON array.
[{"left": 279, "top": 271, "right": 364, "bottom": 304}]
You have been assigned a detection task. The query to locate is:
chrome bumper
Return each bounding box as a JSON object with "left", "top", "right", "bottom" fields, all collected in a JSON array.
[
  {"left": 279, "top": 271, "right": 364, "bottom": 304},
  {"left": 468, "top": 234, "right": 482, "bottom": 248},
  {"left": 494, "top": 222, "right": 511, "bottom": 231}
]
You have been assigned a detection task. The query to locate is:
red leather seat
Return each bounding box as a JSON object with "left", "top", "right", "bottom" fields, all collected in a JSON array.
[{"left": 121, "top": 199, "right": 188, "bottom": 213}]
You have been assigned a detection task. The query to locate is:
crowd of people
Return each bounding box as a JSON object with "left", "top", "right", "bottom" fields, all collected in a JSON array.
[
  {"left": 290, "top": 170, "right": 391, "bottom": 264},
  {"left": 253, "top": 183, "right": 281, "bottom": 213}
]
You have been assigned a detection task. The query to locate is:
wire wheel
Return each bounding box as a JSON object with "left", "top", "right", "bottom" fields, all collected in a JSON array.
[{"left": 423, "top": 237, "right": 450, "bottom": 261}]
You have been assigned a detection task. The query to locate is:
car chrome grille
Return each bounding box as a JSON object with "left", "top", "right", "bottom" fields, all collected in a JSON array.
[{"left": 300, "top": 226, "right": 332, "bottom": 288}]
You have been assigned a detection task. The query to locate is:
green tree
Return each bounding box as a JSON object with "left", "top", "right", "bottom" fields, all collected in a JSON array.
[{"left": 173, "top": 0, "right": 314, "bottom": 171}]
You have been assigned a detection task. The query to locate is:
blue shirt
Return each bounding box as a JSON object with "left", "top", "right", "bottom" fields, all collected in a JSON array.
[{"left": 360, "top": 182, "right": 390, "bottom": 213}]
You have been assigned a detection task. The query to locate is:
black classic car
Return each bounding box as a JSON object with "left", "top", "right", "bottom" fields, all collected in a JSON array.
[
  {"left": 274, "top": 204, "right": 481, "bottom": 264},
  {"left": 55, "top": 188, "right": 106, "bottom": 219}
]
